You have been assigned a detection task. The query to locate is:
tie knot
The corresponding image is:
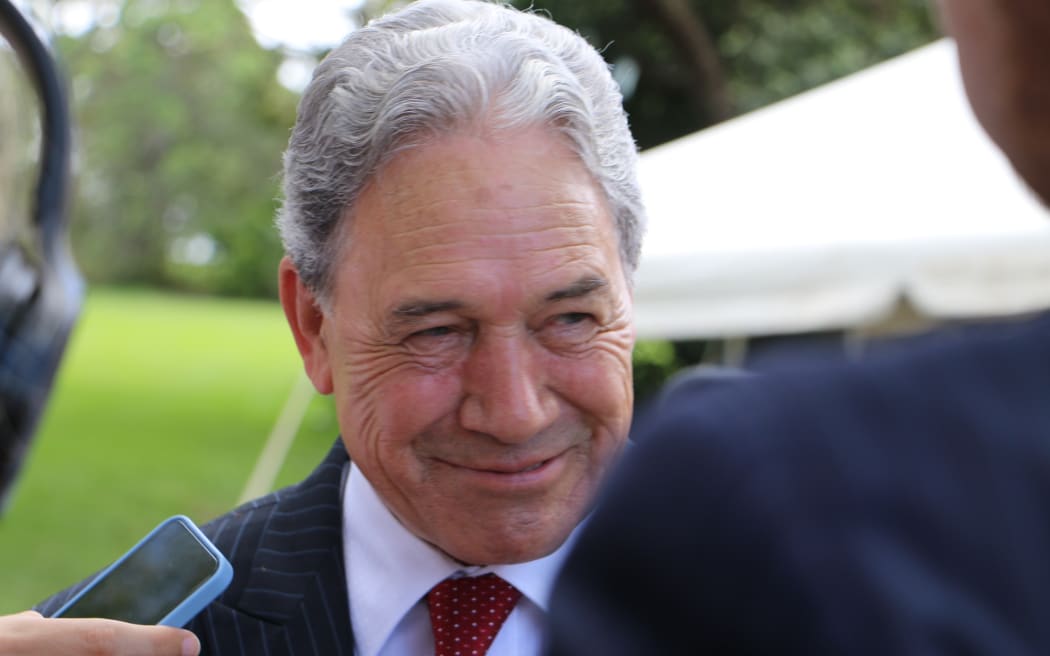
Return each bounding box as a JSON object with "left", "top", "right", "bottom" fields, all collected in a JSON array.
[{"left": 427, "top": 573, "right": 522, "bottom": 656}]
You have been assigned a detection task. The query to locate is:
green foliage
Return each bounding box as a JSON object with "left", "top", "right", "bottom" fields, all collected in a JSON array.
[
  {"left": 0, "top": 43, "right": 39, "bottom": 244},
  {"left": 721, "top": 0, "right": 939, "bottom": 113},
  {"left": 632, "top": 338, "right": 713, "bottom": 403},
  {"left": 0, "top": 288, "right": 334, "bottom": 612},
  {"left": 517, "top": 0, "right": 938, "bottom": 148},
  {"left": 632, "top": 339, "right": 677, "bottom": 403},
  {"left": 58, "top": 0, "right": 298, "bottom": 298}
]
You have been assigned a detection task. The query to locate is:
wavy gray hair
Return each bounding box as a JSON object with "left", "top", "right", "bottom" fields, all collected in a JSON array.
[{"left": 277, "top": 0, "right": 645, "bottom": 305}]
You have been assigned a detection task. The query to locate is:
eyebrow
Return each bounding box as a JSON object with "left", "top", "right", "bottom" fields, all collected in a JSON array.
[
  {"left": 392, "top": 299, "right": 465, "bottom": 320},
  {"left": 388, "top": 275, "right": 609, "bottom": 328},
  {"left": 545, "top": 276, "right": 608, "bottom": 302}
]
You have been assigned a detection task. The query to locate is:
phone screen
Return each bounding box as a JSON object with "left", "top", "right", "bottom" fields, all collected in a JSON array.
[{"left": 58, "top": 519, "right": 220, "bottom": 624}]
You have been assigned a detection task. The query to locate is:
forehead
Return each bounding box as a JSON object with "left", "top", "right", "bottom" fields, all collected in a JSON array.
[{"left": 338, "top": 128, "right": 623, "bottom": 301}]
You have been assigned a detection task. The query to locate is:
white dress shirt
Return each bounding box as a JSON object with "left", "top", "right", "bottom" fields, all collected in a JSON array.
[{"left": 343, "top": 462, "right": 581, "bottom": 656}]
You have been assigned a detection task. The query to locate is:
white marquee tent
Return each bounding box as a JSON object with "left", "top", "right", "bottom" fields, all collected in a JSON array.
[{"left": 632, "top": 39, "right": 1050, "bottom": 341}]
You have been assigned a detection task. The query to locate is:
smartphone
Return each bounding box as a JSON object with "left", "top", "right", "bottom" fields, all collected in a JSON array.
[{"left": 51, "top": 515, "right": 232, "bottom": 627}]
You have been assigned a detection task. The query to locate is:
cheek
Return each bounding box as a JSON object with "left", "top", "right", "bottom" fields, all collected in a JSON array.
[
  {"left": 552, "top": 335, "right": 634, "bottom": 432},
  {"left": 352, "top": 368, "right": 465, "bottom": 450}
]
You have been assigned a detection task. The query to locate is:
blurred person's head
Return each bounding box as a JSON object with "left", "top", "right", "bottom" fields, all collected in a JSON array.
[
  {"left": 277, "top": 0, "right": 639, "bottom": 566},
  {"left": 936, "top": 0, "right": 1050, "bottom": 203},
  {"left": 0, "top": 0, "right": 80, "bottom": 512}
]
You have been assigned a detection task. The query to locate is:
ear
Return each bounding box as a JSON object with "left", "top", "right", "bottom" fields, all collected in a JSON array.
[{"left": 279, "top": 256, "right": 334, "bottom": 394}]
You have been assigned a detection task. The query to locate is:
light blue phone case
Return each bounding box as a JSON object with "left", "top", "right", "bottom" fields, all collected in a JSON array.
[{"left": 52, "top": 514, "right": 233, "bottom": 627}]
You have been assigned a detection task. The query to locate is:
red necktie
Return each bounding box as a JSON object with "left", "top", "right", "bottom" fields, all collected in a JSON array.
[{"left": 427, "top": 573, "right": 522, "bottom": 656}]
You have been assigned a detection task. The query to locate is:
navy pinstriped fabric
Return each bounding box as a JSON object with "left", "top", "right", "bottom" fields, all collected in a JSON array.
[
  {"left": 187, "top": 439, "right": 354, "bottom": 654},
  {"left": 39, "top": 440, "right": 356, "bottom": 655}
]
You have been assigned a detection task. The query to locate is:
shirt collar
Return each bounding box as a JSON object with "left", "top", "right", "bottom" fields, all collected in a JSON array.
[{"left": 344, "top": 462, "right": 582, "bottom": 656}]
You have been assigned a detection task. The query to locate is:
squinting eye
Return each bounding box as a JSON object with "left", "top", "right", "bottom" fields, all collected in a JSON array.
[
  {"left": 541, "top": 312, "right": 598, "bottom": 349},
  {"left": 413, "top": 325, "right": 453, "bottom": 338},
  {"left": 555, "top": 312, "right": 591, "bottom": 325},
  {"left": 403, "top": 324, "right": 467, "bottom": 359}
]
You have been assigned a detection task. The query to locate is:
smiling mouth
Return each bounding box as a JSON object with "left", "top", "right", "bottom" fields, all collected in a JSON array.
[
  {"left": 434, "top": 452, "right": 570, "bottom": 492},
  {"left": 471, "top": 458, "right": 550, "bottom": 475},
  {"left": 506, "top": 460, "right": 547, "bottom": 474},
  {"left": 440, "top": 456, "right": 557, "bottom": 475}
]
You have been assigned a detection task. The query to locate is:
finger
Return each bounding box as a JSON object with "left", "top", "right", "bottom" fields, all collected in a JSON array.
[
  {"left": 7, "top": 617, "right": 199, "bottom": 656},
  {"left": 57, "top": 619, "right": 200, "bottom": 656},
  {"left": 11, "top": 610, "right": 43, "bottom": 619}
]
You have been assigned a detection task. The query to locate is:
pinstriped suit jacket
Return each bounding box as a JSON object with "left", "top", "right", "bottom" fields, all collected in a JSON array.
[{"left": 39, "top": 440, "right": 356, "bottom": 655}]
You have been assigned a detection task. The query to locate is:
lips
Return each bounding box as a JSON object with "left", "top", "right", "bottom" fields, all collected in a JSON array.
[
  {"left": 517, "top": 460, "right": 546, "bottom": 473},
  {"left": 428, "top": 450, "right": 572, "bottom": 497},
  {"left": 460, "top": 458, "right": 551, "bottom": 475},
  {"left": 476, "top": 459, "right": 549, "bottom": 474},
  {"left": 434, "top": 451, "right": 565, "bottom": 478}
]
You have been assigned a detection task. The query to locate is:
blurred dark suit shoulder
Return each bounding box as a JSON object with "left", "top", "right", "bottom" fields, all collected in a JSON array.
[{"left": 547, "top": 312, "right": 1050, "bottom": 655}]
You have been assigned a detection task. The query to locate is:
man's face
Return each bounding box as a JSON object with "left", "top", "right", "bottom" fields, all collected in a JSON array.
[
  {"left": 287, "top": 127, "right": 635, "bottom": 565},
  {"left": 935, "top": 0, "right": 1050, "bottom": 202}
]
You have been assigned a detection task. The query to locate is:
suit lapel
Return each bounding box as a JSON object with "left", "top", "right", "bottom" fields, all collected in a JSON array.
[{"left": 197, "top": 440, "right": 356, "bottom": 655}]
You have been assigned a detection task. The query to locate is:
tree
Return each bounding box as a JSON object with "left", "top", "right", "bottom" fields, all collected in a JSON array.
[
  {"left": 515, "top": 0, "right": 938, "bottom": 149},
  {"left": 59, "top": 0, "right": 298, "bottom": 297},
  {"left": 632, "top": 0, "right": 731, "bottom": 123}
]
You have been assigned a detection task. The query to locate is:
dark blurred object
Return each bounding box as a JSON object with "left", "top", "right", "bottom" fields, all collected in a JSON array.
[
  {"left": 0, "top": 0, "right": 80, "bottom": 513},
  {"left": 658, "top": 364, "right": 752, "bottom": 403},
  {"left": 631, "top": 363, "right": 753, "bottom": 441},
  {"left": 548, "top": 312, "right": 1050, "bottom": 655}
]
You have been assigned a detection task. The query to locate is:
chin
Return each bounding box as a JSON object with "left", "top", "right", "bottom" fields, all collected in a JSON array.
[{"left": 446, "top": 522, "right": 575, "bottom": 566}]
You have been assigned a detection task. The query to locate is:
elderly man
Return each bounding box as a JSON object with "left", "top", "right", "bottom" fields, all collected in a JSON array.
[
  {"left": 546, "top": 0, "right": 1050, "bottom": 654},
  {"left": 38, "top": 1, "right": 640, "bottom": 654}
]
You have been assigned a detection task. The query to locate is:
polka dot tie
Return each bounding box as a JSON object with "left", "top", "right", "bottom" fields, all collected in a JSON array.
[{"left": 427, "top": 573, "right": 522, "bottom": 656}]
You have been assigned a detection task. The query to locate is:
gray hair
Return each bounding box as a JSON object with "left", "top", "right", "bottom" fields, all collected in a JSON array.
[{"left": 277, "top": 0, "right": 645, "bottom": 304}]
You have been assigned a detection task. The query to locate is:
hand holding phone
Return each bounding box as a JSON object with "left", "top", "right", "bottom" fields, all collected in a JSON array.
[{"left": 51, "top": 515, "right": 232, "bottom": 627}]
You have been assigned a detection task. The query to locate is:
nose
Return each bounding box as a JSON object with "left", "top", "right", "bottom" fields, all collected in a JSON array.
[{"left": 458, "top": 329, "right": 558, "bottom": 444}]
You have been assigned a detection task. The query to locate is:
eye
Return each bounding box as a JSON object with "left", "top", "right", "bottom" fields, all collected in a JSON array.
[
  {"left": 554, "top": 312, "right": 592, "bottom": 326},
  {"left": 541, "top": 311, "right": 598, "bottom": 348},
  {"left": 403, "top": 324, "right": 470, "bottom": 359},
  {"left": 413, "top": 325, "right": 453, "bottom": 338}
]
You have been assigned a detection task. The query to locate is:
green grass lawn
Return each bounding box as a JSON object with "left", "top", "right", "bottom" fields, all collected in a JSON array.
[{"left": 0, "top": 288, "right": 339, "bottom": 613}]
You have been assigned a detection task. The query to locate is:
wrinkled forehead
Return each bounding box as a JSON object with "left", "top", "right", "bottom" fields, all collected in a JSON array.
[
  {"left": 336, "top": 128, "right": 626, "bottom": 293},
  {"left": 342, "top": 126, "right": 623, "bottom": 267}
]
